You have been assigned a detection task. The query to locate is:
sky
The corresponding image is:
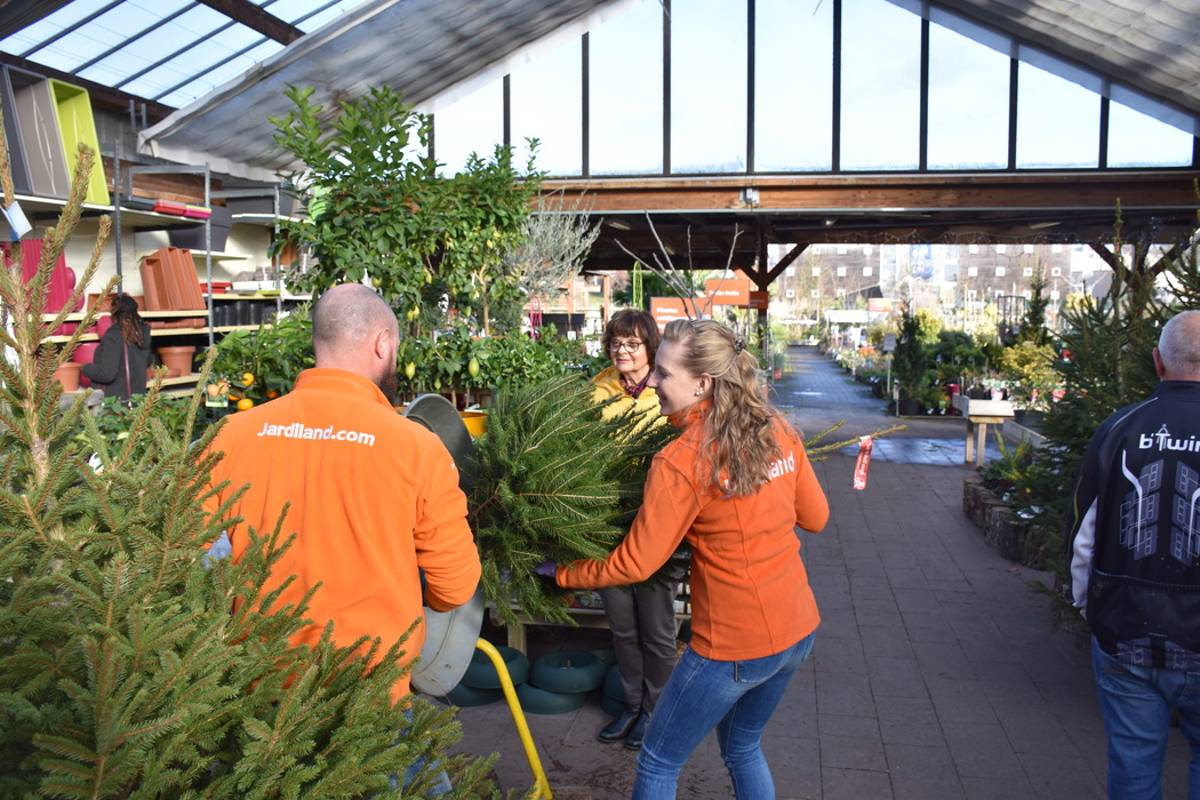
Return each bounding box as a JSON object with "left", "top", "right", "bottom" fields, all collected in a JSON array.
[{"left": 2, "top": 0, "right": 1193, "bottom": 176}]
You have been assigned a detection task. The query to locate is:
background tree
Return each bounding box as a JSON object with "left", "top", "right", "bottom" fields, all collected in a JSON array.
[
  {"left": 1017, "top": 262, "right": 1051, "bottom": 346},
  {"left": 504, "top": 190, "right": 601, "bottom": 301},
  {"left": 271, "top": 86, "right": 542, "bottom": 334},
  {"left": 892, "top": 306, "right": 930, "bottom": 404},
  {"left": 990, "top": 215, "right": 1198, "bottom": 575}
]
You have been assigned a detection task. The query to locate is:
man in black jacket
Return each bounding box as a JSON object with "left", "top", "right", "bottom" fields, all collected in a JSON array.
[{"left": 1068, "top": 309, "right": 1200, "bottom": 799}]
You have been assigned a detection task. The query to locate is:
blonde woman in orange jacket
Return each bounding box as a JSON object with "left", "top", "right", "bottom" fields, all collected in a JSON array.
[{"left": 557, "top": 318, "right": 829, "bottom": 799}]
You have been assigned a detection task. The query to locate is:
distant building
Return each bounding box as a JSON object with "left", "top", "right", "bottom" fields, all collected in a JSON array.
[{"left": 767, "top": 242, "right": 1116, "bottom": 331}]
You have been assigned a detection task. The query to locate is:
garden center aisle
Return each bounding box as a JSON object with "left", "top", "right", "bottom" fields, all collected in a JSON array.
[{"left": 450, "top": 349, "right": 1190, "bottom": 799}]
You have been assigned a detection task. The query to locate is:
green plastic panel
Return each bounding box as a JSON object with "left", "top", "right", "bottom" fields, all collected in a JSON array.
[{"left": 48, "top": 79, "right": 109, "bottom": 205}]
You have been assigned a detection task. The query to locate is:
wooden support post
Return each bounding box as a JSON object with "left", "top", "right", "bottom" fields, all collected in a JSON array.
[
  {"left": 975, "top": 422, "right": 987, "bottom": 468},
  {"left": 755, "top": 221, "right": 769, "bottom": 362}
]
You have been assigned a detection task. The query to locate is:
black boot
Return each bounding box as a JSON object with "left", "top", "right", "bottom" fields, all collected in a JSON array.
[
  {"left": 624, "top": 711, "right": 650, "bottom": 750},
  {"left": 598, "top": 709, "right": 640, "bottom": 743}
]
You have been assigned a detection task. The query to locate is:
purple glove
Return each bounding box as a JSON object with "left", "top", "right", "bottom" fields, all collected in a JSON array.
[{"left": 534, "top": 560, "right": 557, "bottom": 577}]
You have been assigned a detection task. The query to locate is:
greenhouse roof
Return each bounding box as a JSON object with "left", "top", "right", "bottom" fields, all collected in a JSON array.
[
  {"left": 945, "top": 0, "right": 1200, "bottom": 125},
  {"left": 2, "top": 0, "right": 1199, "bottom": 182},
  {"left": 0, "top": 0, "right": 373, "bottom": 112}
]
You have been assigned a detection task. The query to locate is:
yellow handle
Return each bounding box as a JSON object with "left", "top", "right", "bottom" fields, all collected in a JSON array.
[{"left": 475, "top": 638, "right": 553, "bottom": 799}]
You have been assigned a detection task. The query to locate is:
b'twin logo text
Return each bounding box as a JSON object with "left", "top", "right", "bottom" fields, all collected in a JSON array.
[
  {"left": 256, "top": 421, "right": 376, "bottom": 447},
  {"left": 1139, "top": 424, "right": 1200, "bottom": 453}
]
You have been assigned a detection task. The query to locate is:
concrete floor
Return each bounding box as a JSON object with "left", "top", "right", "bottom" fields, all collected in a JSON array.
[{"left": 443, "top": 347, "right": 1192, "bottom": 799}]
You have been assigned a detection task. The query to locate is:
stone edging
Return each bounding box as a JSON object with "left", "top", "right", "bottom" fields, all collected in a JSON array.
[{"left": 962, "top": 474, "right": 1047, "bottom": 570}]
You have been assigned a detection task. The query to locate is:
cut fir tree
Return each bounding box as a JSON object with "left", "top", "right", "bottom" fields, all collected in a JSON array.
[
  {"left": 0, "top": 115, "right": 494, "bottom": 798},
  {"left": 469, "top": 375, "right": 678, "bottom": 627},
  {"left": 468, "top": 374, "right": 898, "bottom": 626}
]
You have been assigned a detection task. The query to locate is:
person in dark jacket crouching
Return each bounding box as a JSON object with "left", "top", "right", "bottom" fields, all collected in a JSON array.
[
  {"left": 1068, "top": 309, "right": 1200, "bottom": 799},
  {"left": 81, "top": 294, "right": 152, "bottom": 400}
]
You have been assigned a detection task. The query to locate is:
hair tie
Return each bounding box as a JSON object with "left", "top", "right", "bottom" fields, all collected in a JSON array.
[{"left": 733, "top": 338, "right": 745, "bottom": 354}]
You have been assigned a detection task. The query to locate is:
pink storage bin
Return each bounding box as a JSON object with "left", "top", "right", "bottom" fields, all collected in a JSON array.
[{"left": 2, "top": 240, "right": 84, "bottom": 335}]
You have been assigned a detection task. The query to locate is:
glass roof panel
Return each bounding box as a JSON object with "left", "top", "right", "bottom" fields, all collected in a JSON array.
[
  {"left": 294, "top": 0, "right": 368, "bottom": 32},
  {"left": 117, "top": 21, "right": 262, "bottom": 99},
  {"left": 75, "top": 6, "right": 228, "bottom": 86},
  {"left": 0, "top": 0, "right": 116, "bottom": 55},
  {"left": 158, "top": 39, "right": 284, "bottom": 107},
  {"left": 19, "top": 0, "right": 193, "bottom": 73},
  {"left": 266, "top": 0, "right": 342, "bottom": 20}
]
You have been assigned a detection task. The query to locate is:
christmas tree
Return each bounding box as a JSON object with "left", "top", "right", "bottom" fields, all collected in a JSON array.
[
  {"left": 1016, "top": 214, "right": 1197, "bottom": 573},
  {"left": 1016, "top": 263, "right": 1050, "bottom": 346},
  {"left": 469, "top": 375, "right": 677, "bottom": 626},
  {"left": 0, "top": 126, "right": 494, "bottom": 798}
]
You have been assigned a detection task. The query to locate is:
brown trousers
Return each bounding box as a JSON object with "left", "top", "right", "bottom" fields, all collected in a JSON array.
[{"left": 601, "top": 582, "right": 678, "bottom": 712}]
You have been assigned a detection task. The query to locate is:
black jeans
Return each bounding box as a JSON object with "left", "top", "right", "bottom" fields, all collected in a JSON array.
[{"left": 601, "top": 582, "right": 678, "bottom": 712}]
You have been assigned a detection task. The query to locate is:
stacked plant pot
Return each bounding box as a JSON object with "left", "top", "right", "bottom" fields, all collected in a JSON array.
[
  {"left": 443, "top": 645, "right": 530, "bottom": 708},
  {"left": 140, "top": 247, "right": 205, "bottom": 378},
  {"left": 518, "top": 650, "right": 607, "bottom": 715}
]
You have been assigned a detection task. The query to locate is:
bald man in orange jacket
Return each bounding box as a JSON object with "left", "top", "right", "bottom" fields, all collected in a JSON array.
[{"left": 203, "top": 284, "right": 481, "bottom": 700}]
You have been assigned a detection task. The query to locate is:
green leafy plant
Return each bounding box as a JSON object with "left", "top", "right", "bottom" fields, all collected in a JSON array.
[
  {"left": 998, "top": 340, "right": 1058, "bottom": 411},
  {"left": 92, "top": 393, "right": 218, "bottom": 450},
  {"left": 892, "top": 306, "right": 931, "bottom": 403},
  {"left": 932, "top": 329, "right": 986, "bottom": 387},
  {"left": 210, "top": 307, "right": 315, "bottom": 405},
  {"left": 271, "top": 86, "right": 542, "bottom": 334}
]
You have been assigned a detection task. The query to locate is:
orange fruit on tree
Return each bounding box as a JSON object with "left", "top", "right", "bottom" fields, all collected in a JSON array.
[
  {"left": 265, "top": 389, "right": 279, "bottom": 399},
  {"left": 242, "top": 372, "right": 255, "bottom": 387},
  {"left": 236, "top": 397, "right": 254, "bottom": 412}
]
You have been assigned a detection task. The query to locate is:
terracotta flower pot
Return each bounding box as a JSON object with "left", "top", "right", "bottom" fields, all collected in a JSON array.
[
  {"left": 156, "top": 345, "right": 196, "bottom": 376},
  {"left": 53, "top": 361, "right": 82, "bottom": 392}
]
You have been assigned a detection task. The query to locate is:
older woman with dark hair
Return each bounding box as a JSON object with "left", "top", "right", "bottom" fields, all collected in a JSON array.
[{"left": 591, "top": 309, "right": 676, "bottom": 750}]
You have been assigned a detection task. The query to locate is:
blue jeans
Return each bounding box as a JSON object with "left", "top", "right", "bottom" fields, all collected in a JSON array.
[
  {"left": 389, "top": 709, "right": 452, "bottom": 797},
  {"left": 633, "top": 633, "right": 816, "bottom": 799},
  {"left": 1092, "top": 637, "right": 1200, "bottom": 799}
]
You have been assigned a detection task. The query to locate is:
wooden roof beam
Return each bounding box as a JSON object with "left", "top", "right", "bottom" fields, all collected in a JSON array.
[
  {"left": 0, "top": 52, "right": 174, "bottom": 121},
  {"left": 0, "top": 0, "right": 73, "bottom": 39},
  {"left": 196, "top": 0, "right": 302, "bottom": 44},
  {"left": 545, "top": 173, "right": 1200, "bottom": 214}
]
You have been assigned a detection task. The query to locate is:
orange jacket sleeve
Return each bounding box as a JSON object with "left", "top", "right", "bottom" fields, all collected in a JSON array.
[
  {"left": 414, "top": 441, "right": 482, "bottom": 612},
  {"left": 793, "top": 441, "right": 830, "bottom": 533},
  {"left": 557, "top": 457, "right": 701, "bottom": 589}
]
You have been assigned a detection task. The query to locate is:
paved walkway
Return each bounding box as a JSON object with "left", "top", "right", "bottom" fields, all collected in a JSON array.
[{"left": 447, "top": 348, "right": 1190, "bottom": 798}]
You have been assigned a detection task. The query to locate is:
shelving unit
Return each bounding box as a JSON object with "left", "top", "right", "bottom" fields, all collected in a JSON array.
[
  {"left": 212, "top": 187, "right": 287, "bottom": 320},
  {"left": 139, "top": 250, "right": 251, "bottom": 263},
  {"left": 44, "top": 326, "right": 224, "bottom": 343},
  {"left": 113, "top": 158, "right": 216, "bottom": 346},
  {"left": 208, "top": 293, "right": 311, "bottom": 302},
  {"left": 43, "top": 308, "right": 211, "bottom": 322},
  {"left": 230, "top": 212, "right": 302, "bottom": 226},
  {"left": 13, "top": 192, "right": 201, "bottom": 229},
  {"left": 28, "top": 139, "right": 306, "bottom": 399}
]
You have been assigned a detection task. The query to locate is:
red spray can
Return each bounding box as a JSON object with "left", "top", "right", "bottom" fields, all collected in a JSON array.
[{"left": 853, "top": 436, "right": 874, "bottom": 491}]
